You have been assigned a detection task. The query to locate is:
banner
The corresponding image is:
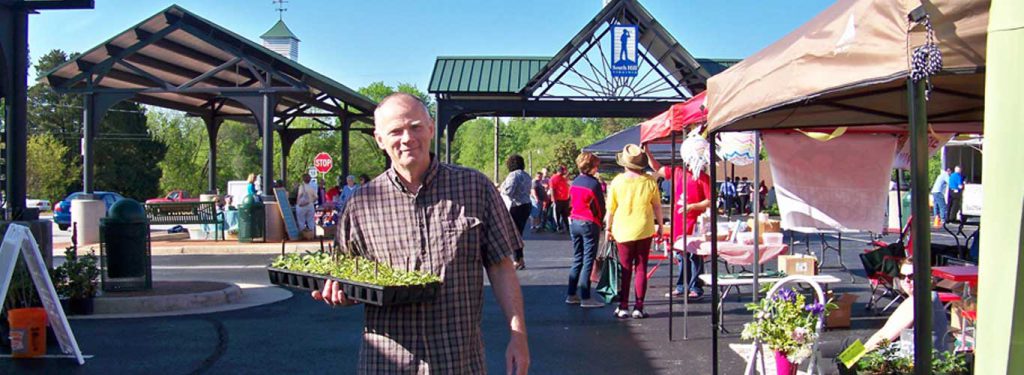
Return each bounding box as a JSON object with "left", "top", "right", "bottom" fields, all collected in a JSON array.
[
  {"left": 764, "top": 133, "right": 897, "bottom": 232},
  {"left": 892, "top": 132, "right": 954, "bottom": 170}
]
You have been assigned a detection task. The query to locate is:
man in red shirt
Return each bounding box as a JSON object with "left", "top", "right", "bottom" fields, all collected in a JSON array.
[
  {"left": 548, "top": 166, "right": 572, "bottom": 233},
  {"left": 646, "top": 148, "right": 711, "bottom": 299}
]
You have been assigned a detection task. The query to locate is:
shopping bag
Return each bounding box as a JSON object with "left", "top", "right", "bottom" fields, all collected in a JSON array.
[
  {"left": 595, "top": 241, "right": 620, "bottom": 304},
  {"left": 590, "top": 236, "right": 608, "bottom": 283}
]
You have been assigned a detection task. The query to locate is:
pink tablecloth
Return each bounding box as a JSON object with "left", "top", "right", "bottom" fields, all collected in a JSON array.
[{"left": 673, "top": 237, "right": 789, "bottom": 266}]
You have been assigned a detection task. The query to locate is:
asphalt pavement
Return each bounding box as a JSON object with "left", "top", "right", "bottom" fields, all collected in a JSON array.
[{"left": 2, "top": 223, "right": 974, "bottom": 374}]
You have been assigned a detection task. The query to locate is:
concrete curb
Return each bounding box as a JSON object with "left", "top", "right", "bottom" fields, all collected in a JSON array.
[
  {"left": 71, "top": 283, "right": 293, "bottom": 320},
  {"left": 63, "top": 242, "right": 327, "bottom": 256}
]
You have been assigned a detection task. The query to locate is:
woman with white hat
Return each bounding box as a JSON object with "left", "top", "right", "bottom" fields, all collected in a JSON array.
[{"left": 605, "top": 144, "right": 663, "bottom": 319}]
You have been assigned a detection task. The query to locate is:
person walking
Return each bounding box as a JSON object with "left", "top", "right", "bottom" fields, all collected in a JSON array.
[
  {"left": 336, "top": 175, "right": 359, "bottom": 214},
  {"left": 931, "top": 168, "right": 950, "bottom": 225},
  {"left": 605, "top": 144, "right": 663, "bottom": 319},
  {"left": 295, "top": 174, "right": 318, "bottom": 233},
  {"left": 549, "top": 166, "right": 571, "bottom": 233},
  {"left": 312, "top": 93, "right": 529, "bottom": 374},
  {"left": 566, "top": 152, "right": 606, "bottom": 308},
  {"left": 500, "top": 154, "right": 533, "bottom": 270},
  {"left": 946, "top": 166, "right": 965, "bottom": 223},
  {"left": 720, "top": 177, "right": 737, "bottom": 216},
  {"left": 738, "top": 177, "right": 752, "bottom": 215},
  {"left": 530, "top": 172, "right": 549, "bottom": 232}
]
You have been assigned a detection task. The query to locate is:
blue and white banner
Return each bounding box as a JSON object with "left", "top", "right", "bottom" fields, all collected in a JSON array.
[{"left": 610, "top": 24, "right": 638, "bottom": 77}]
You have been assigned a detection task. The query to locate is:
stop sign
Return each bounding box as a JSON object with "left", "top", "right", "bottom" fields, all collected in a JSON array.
[{"left": 313, "top": 152, "right": 333, "bottom": 174}]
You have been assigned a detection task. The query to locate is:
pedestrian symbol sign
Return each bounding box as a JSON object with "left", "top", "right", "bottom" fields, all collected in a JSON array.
[{"left": 610, "top": 24, "right": 638, "bottom": 77}]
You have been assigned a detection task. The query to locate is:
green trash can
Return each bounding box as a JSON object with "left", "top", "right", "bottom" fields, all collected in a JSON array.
[
  {"left": 100, "top": 199, "right": 152, "bottom": 291},
  {"left": 238, "top": 194, "right": 266, "bottom": 243}
]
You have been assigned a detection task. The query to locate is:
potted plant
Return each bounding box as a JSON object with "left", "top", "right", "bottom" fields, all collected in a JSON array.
[
  {"left": 850, "top": 340, "right": 970, "bottom": 374},
  {"left": 742, "top": 286, "right": 836, "bottom": 375},
  {"left": 268, "top": 250, "right": 442, "bottom": 306},
  {"left": 54, "top": 246, "right": 100, "bottom": 315}
]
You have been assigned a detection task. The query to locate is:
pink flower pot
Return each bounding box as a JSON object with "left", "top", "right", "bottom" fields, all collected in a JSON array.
[{"left": 774, "top": 350, "right": 797, "bottom": 375}]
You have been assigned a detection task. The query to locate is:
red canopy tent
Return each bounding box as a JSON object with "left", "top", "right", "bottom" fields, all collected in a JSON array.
[{"left": 639, "top": 91, "right": 708, "bottom": 144}]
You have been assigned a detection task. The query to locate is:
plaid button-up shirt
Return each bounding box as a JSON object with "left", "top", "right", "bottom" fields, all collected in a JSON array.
[{"left": 337, "top": 157, "right": 522, "bottom": 374}]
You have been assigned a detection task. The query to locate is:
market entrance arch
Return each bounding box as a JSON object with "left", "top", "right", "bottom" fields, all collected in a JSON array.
[{"left": 428, "top": 0, "right": 735, "bottom": 163}]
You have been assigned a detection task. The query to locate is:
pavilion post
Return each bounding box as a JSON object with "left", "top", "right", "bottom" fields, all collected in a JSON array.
[
  {"left": 908, "top": 79, "right": 933, "bottom": 374},
  {"left": 204, "top": 115, "right": 221, "bottom": 193},
  {"left": 81, "top": 92, "right": 131, "bottom": 196},
  {"left": 261, "top": 93, "right": 277, "bottom": 200},
  {"left": 341, "top": 116, "right": 351, "bottom": 178},
  {"left": 4, "top": 7, "right": 28, "bottom": 218},
  {"left": 709, "top": 132, "right": 720, "bottom": 375}
]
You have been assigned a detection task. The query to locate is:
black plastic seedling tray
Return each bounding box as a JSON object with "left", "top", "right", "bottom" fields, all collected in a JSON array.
[{"left": 267, "top": 267, "right": 441, "bottom": 306}]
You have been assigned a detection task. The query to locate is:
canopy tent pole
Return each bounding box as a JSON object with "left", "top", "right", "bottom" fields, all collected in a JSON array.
[
  {"left": 908, "top": 79, "right": 933, "bottom": 374},
  {"left": 709, "top": 132, "right": 720, "bottom": 375},
  {"left": 752, "top": 132, "right": 761, "bottom": 301},
  {"left": 669, "top": 131, "right": 676, "bottom": 341}
]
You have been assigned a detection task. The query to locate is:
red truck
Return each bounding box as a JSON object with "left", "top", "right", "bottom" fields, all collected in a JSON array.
[{"left": 145, "top": 190, "right": 201, "bottom": 205}]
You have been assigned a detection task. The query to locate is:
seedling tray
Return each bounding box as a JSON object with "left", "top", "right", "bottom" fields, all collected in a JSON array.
[{"left": 267, "top": 267, "right": 441, "bottom": 306}]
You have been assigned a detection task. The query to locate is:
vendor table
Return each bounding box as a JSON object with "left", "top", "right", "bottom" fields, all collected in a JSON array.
[
  {"left": 699, "top": 273, "right": 842, "bottom": 333},
  {"left": 786, "top": 226, "right": 858, "bottom": 279},
  {"left": 932, "top": 265, "right": 978, "bottom": 351},
  {"left": 673, "top": 237, "right": 789, "bottom": 267}
]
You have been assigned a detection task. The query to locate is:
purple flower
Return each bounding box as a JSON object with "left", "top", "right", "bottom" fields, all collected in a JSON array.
[
  {"left": 774, "top": 288, "right": 797, "bottom": 302},
  {"left": 804, "top": 302, "right": 825, "bottom": 315}
]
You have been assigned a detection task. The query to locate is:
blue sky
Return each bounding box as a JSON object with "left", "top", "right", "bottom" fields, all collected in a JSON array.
[{"left": 28, "top": 0, "right": 832, "bottom": 91}]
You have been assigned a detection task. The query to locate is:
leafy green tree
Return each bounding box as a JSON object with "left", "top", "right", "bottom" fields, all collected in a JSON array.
[
  {"left": 550, "top": 138, "right": 581, "bottom": 175},
  {"left": 28, "top": 48, "right": 165, "bottom": 200},
  {"left": 150, "top": 111, "right": 207, "bottom": 195},
  {"left": 27, "top": 133, "right": 79, "bottom": 203}
]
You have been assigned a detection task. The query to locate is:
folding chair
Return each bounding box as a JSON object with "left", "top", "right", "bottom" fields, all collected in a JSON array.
[{"left": 859, "top": 218, "right": 910, "bottom": 313}]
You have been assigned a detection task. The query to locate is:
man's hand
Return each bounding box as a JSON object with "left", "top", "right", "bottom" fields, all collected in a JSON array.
[
  {"left": 311, "top": 280, "right": 359, "bottom": 307},
  {"left": 506, "top": 333, "right": 530, "bottom": 375}
]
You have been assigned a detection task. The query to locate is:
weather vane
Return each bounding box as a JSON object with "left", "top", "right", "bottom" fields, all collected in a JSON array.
[{"left": 273, "top": 0, "right": 288, "bottom": 20}]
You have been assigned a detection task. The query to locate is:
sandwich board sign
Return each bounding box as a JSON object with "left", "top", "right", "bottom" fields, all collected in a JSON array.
[
  {"left": 0, "top": 224, "right": 85, "bottom": 364},
  {"left": 273, "top": 188, "right": 301, "bottom": 240}
]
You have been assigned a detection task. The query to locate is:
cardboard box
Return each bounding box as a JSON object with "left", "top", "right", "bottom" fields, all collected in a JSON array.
[
  {"left": 747, "top": 218, "right": 782, "bottom": 235},
  {"left": 826, "top": 292, "right": 859, "bottom": 329},
  {"left": 778, "top": 254, "right": 818, "bottom": 276}
]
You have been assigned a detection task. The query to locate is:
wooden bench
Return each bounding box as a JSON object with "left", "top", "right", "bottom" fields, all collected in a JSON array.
[{"left": 145, "top": 201, "right": 225, "bottom": 241}]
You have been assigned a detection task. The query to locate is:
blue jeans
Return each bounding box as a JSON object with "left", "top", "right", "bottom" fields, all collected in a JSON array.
[
  {"left": 568, "top": 220, "right": 600, "bottom": 300},
  {"left": 931, "top": 192, "right": 947, "bottom": 224},
  {"left": 674, "top": 252, "right": 704, "bottom": 296}
]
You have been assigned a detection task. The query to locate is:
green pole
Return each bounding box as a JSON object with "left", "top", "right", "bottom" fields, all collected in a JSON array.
[
  {"left": 907, "top": 78, "right": 932, "bottom": 375},
  {"left": 976, "top": 0, "right": 1024, "bottom": 373}
]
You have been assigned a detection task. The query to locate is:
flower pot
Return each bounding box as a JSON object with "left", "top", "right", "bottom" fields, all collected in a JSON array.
[
  {"left": 68, "top": 297, "right": 94, "bottom": 315},
  {"left": 774, "top": 350, "right": 797, "bottom": 375}
]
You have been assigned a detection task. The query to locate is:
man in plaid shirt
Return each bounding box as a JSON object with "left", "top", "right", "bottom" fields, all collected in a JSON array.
[{"left": 312, "top": 93, "right": 530, "bottom": 374}]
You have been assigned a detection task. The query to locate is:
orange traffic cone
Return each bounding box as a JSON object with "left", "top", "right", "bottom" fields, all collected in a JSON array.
[{"left": 933, "top": 215, "right": 942, "bottom": 228}]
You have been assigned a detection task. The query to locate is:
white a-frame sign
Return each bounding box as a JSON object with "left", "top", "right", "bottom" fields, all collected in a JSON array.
[{"left": 0, "top": 224, "right": 85, "bottom": 365}]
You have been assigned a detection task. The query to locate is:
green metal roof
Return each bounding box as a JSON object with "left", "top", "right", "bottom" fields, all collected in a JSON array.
[
  {"left": 261, "top": 19, "right": 300, "bottom": 41},
  {"left": 428, "top": 56, "right": 550, "bottom": 94},
  {"left": 696, "top": 58, "right": 741, "bottom": 76}
]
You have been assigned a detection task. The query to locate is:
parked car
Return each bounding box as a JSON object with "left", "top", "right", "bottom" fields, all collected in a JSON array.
[
  {"left": 145, "top": 190, "right": 201, "bottom": 205},
  {"left": 53, "top": 191, "right": 125, "bottom": 231},
  {"left": 27, "top": 199, "right": 52, "bottom": 212}
]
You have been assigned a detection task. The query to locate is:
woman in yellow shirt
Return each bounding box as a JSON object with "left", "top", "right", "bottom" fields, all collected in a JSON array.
[{"left": 605, "top": 144, "right": 663, "bottom": 319}]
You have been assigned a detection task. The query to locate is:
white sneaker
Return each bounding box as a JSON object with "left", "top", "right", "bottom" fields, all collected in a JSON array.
[
  {"left": 581, "top": 298, "right": 605, "bottom": 308},
  {"left": 565, "top": 295, "right": 581, "bottom": 305},
  {"left": 614, "top": 307, "right": 629, "bottom": 319},
  {"left": 632, "top": 309, "right": 649, "bottom": 319}
]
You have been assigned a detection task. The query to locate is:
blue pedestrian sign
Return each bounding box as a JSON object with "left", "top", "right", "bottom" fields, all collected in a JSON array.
[{"left": 610, "top": 24, "right": 639, "bottom": 77}]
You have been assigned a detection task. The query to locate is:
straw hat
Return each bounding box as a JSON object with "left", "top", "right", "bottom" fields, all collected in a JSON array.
[{"left": 616, "top": 144, "right": 648, "bottom": 170}]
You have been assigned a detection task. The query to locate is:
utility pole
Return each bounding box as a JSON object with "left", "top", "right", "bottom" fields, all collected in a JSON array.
[{"left": 493, "top": 117, "right": 500, "bottom": 182}]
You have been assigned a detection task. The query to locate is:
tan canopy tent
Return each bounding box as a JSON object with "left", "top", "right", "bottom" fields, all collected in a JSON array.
[
  {"left": 700, "top": 0, "right": 989, "bottom": 372},
  {"left": 706, "top": 0, "right": 987, "bottom": 133}
]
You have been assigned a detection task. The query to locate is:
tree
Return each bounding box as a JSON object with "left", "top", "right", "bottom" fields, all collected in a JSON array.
[
  {"left": 150, "top": 111, "right": 207, "bottom": 195},
  {"left": 27, "top": 133, "right": 79, "bottom": 203},
  {"left": 550, "top": 138, "right": 581, "bottom": 175},
  {"left": 28, "top": 48, "right": 166, "bottom": 199}
]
